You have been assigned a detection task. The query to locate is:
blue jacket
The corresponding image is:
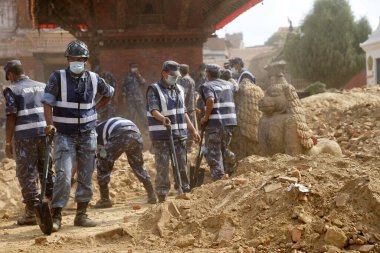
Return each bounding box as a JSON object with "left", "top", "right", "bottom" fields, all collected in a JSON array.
[
  {"left": 146, "top": 81, "right": 187, "bottom": 140},
  {"left": 3, "top": 77, "right": 46, "bottom": 140}
]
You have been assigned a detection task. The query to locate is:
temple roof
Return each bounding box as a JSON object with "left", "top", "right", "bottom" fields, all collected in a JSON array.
[
  {"left": 30, "top": 0, "right": 262, "bottom": 34},
  {"left": 361, "top": 17, "right": 380, "bottom": 49}
]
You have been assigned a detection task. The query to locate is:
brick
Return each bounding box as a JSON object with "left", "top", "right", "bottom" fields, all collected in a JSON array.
[
  {"left": 348, "top": 244, "right": 375, "bottom": 252},
  {"left": 291, "top": 228, "right": 302, "bottom": 242}
]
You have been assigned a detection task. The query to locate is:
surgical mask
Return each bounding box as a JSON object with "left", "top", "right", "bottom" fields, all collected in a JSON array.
[
  {"left": 166, "top": 74, "right": 179, "bottom": 86},
  {"left": 131, "top": 68, "right": 138, "bottom": 73},
  {"left": 70, "top": 61, "right": 85, "bottom": 74},
  {"left": 231, "top": 67, "right": 237, "bottom": 74}
]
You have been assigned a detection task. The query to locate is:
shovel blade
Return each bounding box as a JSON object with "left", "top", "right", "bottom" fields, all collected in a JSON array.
[{"left": 35, "top": 200, "right": 53, "bottom": 235}]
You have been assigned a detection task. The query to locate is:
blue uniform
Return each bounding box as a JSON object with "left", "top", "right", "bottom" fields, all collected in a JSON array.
[
  {"left": 146, "top": 80, "right": 190, "bottom": 196},
  {"left": 3, "top": 76, "right": 54, "bottom": 203},
  {"left": 122, "top": 73, "right": 147, "bottom": 130},
  {"left": 42, "top": 68, "right": 114, "bottom": 208},
  {"left": 200, "top": 78, "right": 237, "bottom": 180},
  {"left": 96, "top": 117, "right": 150, "bottom": 186}
]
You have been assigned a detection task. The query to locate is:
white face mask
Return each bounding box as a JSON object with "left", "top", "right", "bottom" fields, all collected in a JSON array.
[
  {"left": 131, "top": 68, "right": 138, "bottom": 73},
  {"left": 166, "top": 74, "right": 178, "bottom": 86},
  {"left": 69, "top": 61, "right": 85, "bottom": 74},
  {"left": 231, "top": 67, "right": 237, "bottom": 74}
]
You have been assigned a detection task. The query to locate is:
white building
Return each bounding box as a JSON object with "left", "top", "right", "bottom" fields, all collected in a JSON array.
[{"left": 361, "top": 18, "right": 380, "bottom": 85}]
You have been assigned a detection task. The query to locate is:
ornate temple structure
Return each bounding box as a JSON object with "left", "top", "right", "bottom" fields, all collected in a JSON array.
[{"left": 0, "top": 0, "right": 262, "bottom": 102}]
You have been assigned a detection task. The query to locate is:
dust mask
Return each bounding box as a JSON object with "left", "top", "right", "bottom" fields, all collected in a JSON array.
[
  {"left": 166, "top": 75, "right": 178, "bottom": 86},
  {"left": 70, "top": 61, "right": 85, "bottom": 74}
]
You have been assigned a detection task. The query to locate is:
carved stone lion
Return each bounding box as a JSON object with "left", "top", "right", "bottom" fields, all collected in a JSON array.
[{"left": 258, "top": 61, "right": 342, "bottom": 157}]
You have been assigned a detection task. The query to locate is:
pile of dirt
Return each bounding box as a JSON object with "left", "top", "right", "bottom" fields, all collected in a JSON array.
[
  {"left": 131, "top": 87, "right": 380, "bottom": 253},
  {"left": 135, "top": 154, "right": 380, "bottom": 253},
  {"left": 302, "top": 87, "right": 380, "bottom": 158},
  {"left": 0, "top": 158, "right": 23, "bottom": 217}
]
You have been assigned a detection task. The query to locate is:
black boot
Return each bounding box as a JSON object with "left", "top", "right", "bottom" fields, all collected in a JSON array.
[
  {"left": 52, "top": 207, "right": 62, "bottom": 232},
  {"left": 143, "top": 180, "right": 157, "bottom": 204},
  {"left": 74, "top": 202, "right": 97, "bottom": 227},
  {"left": 17, "top": 201, "right": 37, "bottom": 225},
  {"left": 93, "top": 184, "right": 112, "bottom": 208}
]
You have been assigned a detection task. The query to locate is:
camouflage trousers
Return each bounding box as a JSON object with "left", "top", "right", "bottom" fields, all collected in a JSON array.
[
  {"left": 205, "top": 126, "right": 236, "bottom": 180},
  {"left": 97, "top": 129, "right": 150, "bottom": 186},
  {"left": 52, "top": 130, "right": 97, "bottom": 208},
  {"left": 14, "top": 136, "right": 54, "bottom": 204},
  {"left": 152, "top": 139, "right": 190, "bottom": 196}
]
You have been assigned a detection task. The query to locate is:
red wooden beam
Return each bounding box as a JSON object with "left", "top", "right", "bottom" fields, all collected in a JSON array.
[{"left": 215, "top": 0, "right": 263, "bottom": 30}]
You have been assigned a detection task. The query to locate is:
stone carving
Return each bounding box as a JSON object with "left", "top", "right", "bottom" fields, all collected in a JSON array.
[{"left": 258, "top": 61, "right": 342, "bottom": 157}]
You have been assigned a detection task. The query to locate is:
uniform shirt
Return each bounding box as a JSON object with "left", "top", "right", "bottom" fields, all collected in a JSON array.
[
  {"left": 146, "top": 80, "right": 187, "bottom": 140},
  {"left": 200, "top": 78, "right": 237, "bottom": 128},
  {"left": 4, "top": 76, "right": 47, "bottom": 139},
  {"left": 178, "top": 74, "right": 195, "bottom": 112},
  {"left": 146, "top": 81, "right": 187, "bottom": 114},
  {"left": 42, "top": 68, "right": 113, "bottom": 106},
  {"left": 96, "top": 117, "right": 140, "bottom": 146},
  {"left": 237, "top": 68, "right": 256, "bottom": 84},
  {"left": 122, "top": 73, "right": 145, "bottom": 98}
]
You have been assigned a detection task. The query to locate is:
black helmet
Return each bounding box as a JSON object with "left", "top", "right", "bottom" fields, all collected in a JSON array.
[
  {"left": 64, "top": 40, "right": 90, "bottom": 58},
  {"left": 229, "top": 57, "right": 244, "bottom": 67}
]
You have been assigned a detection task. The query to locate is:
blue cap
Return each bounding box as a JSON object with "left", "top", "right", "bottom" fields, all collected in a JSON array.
[
  {"left": 206, "top": 64, "right": 221, "bottom": 73},
  {"left": 162, "top": 60, "right": 180, "bottom": 77}
]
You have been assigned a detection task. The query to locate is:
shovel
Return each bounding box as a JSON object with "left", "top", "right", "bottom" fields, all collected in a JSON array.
[
  {"left": 166, "top": 125, "right": 183, "bottom": 195},
  {"left": 190, "top": 125, "right": 206, "bottom": 189},
  {"left": 35, "top": 129, "right": 55, "bottom": 235}
]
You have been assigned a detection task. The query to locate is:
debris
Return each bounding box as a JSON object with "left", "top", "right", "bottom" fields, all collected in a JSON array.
[
  {"left": 264, "top": 183, "right": 282, "bottom": 193},
  {"left": 324, "top": 226, "right": 347, "bottom": 248}
]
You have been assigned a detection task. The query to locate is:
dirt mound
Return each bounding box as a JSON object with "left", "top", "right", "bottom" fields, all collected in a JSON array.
[
  {"left": 133, "top": 87, "right": 380, "bottom": 252},
  {"left": 136, "top": 154, "right": 380, "bottom": 252},
  {"left": 0, "top": 158, "right": 23, "bottom": 217},
  {"left": 302, "top": 87, "right": 380, "bottom": 158}
]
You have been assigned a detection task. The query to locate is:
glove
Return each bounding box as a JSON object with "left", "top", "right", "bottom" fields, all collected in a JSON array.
[
  {"left": 5, "top": 142, "right": 13, "bottom": 158},
  {"left": 45, "top": 125, "right": 56, "bottom": 135}
]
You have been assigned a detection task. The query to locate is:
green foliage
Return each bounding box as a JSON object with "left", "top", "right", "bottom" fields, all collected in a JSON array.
[
  {"left": 284, "top": 0, "right": 371, "bottom": 88},
  {"left": 304, "top": 81, "right": 327, "bottom": 95}
]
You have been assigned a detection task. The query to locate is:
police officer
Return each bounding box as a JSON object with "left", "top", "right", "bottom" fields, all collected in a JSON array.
[
  {"left": 179, "top": 64, "right": 196, "bottom": 150},
  {"left": 94, "top": 117, "right": 156, "bottom": 208},
  {"left": 3, "top": 60, "right": 54, "bottom": 225},
  {"left": 146, "top": 61, "right": 200, "bottom": 202},
  {"left": 199, "top": 64, "right": 237, "bottom": 180},
  {"left": 229, "top": 57, "right": 256, "bottom": 85},
  {"left": 122, "top": 63, "right": 147, "bottom": 130},
  {"left": 221, "top": 69, "right": 239, "bottom": 92},
  {"left": 42, "top": 40, "right": 114, "bottom": 232},
  {"left": 97, "top": 71, "right": 117, "bottom": 122}
]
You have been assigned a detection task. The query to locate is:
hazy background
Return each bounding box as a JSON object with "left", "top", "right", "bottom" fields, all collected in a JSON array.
[{"left": 216, "top": 0, "right": 380, "bottom": 47}]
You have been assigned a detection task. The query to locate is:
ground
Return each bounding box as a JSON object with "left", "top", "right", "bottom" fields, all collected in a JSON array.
[{"left": 1, "top": 87, "right": 380, "bottom": 253}]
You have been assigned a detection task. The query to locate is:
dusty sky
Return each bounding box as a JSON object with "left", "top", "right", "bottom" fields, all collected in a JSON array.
[{"left": 215, "top": 0, "right": 380, "bottom": 47}]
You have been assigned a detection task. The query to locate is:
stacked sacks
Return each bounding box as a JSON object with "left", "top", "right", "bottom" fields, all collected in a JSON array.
[{"left": 231, "top": 78, "right": 264, "bottom": 159}]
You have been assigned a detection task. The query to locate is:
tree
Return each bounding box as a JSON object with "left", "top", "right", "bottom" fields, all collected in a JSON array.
[{"left": 284, "top": 0, "right": 371, "bottom": 88}]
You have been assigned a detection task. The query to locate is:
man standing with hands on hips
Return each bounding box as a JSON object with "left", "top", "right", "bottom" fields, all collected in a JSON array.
[{"left": 42, "top": 40, "right": 114, "bottom": 232}]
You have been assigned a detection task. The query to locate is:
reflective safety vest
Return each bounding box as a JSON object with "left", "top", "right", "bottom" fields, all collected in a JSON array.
[
  {"left": 202, "top": 79, "right": 237, "bottom": 128},
  {"left": 9, "top": 78, "right": 46, "bottom": 140},
  {"left": 96, "top": 117, "right": 140, "bottom": 146},
  {"left": 147, "top": 82, "right": 187, "bottom": 140},
  {"left": 237, "top": 70, "right": 256, "bottom": 84},
  {"left": 53, "top": 69, "right": 98, "bottom": 135}
]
